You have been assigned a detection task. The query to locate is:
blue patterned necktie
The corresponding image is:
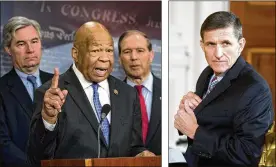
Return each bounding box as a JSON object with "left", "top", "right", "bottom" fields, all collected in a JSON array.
[
  {"left": 204, "top": 76, "right": 219, "bottom": 99},
  {"left": 27, "top": 75, "right": 38, "bottom": 100},
  {"left": 92, "top": 83, "right": 109, "bottom": 145}
]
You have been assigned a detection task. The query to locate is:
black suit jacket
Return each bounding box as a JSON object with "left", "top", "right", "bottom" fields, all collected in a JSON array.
[
  {"left": 27, "top": 67, "right": 145, "bottom": 166},
  {"left": 184, "top": 56, "right": 274, "bottom": 167},
  {"left": 0, "top": 68, "right": 52, "bottom": 167},
  {"left": 146, "top": 75, "right": 161, "bottom": 155},
  {"left": 124, "top": 74, "right": 161, "bottom": 155}
]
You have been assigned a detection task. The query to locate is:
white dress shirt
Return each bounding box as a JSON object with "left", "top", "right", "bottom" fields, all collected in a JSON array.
[
  {"left": 43, "top": 64, "right": 111, "bottom": 131},
  {"left": 126, "top": 72, "right": 153, "bottom": 121}
]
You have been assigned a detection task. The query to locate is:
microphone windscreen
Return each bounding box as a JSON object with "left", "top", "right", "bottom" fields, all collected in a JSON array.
[{"left": 101, "top": 104, "right": 111, "bottom": 119}]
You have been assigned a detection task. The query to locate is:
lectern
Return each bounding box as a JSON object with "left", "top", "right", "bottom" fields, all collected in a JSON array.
[{"left": 41, "top": 156, "right": 161, "bottom": 166}]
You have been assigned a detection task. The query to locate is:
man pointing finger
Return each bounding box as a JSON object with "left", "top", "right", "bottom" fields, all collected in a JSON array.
[{"left": 28, "top": 22, "right": 152, "bottom": 166}]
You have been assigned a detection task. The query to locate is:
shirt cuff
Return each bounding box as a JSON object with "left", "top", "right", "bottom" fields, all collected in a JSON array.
[{"left": 42, "top": 117, "right": 57, "bottom": 131}]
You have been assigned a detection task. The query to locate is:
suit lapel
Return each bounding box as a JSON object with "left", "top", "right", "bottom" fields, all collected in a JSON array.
[
  {"left": 194, "top": 56, "right": 246, "bottom": 116},
  {"left": 7, "top": 69, "right": 33, "bottom": 118},
  {"left": 63, "top": 68, "right": 108, "bottom": 147},
  {"left": 195, "top": 77, "right": 231, "bottom": 116},
  {"left": 108, "top": 76, "right": 126, "bottom": 153},
  {"left": 146, "top": 76, "right": 161, "bottom": 145}
]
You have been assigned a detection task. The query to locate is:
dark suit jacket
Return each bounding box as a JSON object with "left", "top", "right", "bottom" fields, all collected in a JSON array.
[
  {"left": 124, "top": 74, "right": 161, "bottom": 155},
  {"left": 0, "top": 68, "right": 52, "bottom": 167},
  {"left": 184, "top": 56, "right": 274, "bottom": 167},
  {"left": 146, "top": 75, "right": 161, "bottom": 155},
  {"left": 27, "top": 67, "right": 145, "bottom": 166}
]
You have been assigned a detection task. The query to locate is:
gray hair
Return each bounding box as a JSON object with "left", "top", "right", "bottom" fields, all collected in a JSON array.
[
  {"left": 200, "top": 11, "right": 243, "bottom": 41},
  {"left": 2, "top": 16, "right": 41, "bottom": 47}
]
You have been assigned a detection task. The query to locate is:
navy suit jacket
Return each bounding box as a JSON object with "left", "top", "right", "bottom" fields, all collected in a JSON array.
[
  {"left": 146, "top": 75, "right": 161, "bottom": 155},
  {"left": 184, "top": 56, "right": 274, "bottom": 167},
  {"left": 0, "top": 68, "right": 52, "bottom": 167},
  {"left": 124, "top": 74, "right": 161, "bottom": 155}
]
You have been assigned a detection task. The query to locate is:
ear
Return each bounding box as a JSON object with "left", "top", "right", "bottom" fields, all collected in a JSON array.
[
  {"left": 238, "top": 38, "right": 246, "bottom": 54},
  {"left": 71, "top": 47, "right": 79, "bottom": 63},
  {"left": 149, "top": 50, "right": 154, "bottom": 63},
  {"left": 4, "top": 47, "right": 11, "bottom": 57},
  {"left": 200, "top": 40, "right": 204, "bottom": 51}
]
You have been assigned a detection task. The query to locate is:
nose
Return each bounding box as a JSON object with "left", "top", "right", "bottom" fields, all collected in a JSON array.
[
  {"left": 99, "top": 51, "right": 111, "bottom": 62},
  {"left": 214, "top": 45, "right": 223, "bottom": 59},
  {"left": 130, "top": 51, "right": 138, "bottom": 60},
  {"left": 26, "top": 43, "right": 34, "bottom": 53}
]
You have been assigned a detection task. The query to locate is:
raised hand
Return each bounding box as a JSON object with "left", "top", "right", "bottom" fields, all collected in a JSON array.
[{"left": 42, "top": 68, "right": 68, "bottom": 124}]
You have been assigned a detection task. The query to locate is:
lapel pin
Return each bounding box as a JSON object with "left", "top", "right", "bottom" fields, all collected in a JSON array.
[
  {"left": 160, "top": 97, "right": 161, "bottom": 100},
  {"left": 114, "top": 89, "right": 118, "bottom": 95}
]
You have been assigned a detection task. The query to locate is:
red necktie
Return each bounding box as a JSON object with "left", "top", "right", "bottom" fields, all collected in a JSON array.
[{"left": 135, "top": 85, "right": 148, "bottom": 144}]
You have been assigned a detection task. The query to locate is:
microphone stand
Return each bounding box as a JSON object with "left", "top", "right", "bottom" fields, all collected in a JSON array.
[{"left": 98, "top": 123, "right": 102, "bottom": 158}]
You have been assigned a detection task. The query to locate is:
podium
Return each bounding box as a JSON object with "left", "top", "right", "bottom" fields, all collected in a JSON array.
[{"left": 41, "top": 156, "right": 161, "bottom": 166}]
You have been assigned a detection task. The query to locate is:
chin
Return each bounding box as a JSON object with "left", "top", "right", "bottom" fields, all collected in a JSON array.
[{"left": 90, "top": 75, "right": 108, "bottom": 83}]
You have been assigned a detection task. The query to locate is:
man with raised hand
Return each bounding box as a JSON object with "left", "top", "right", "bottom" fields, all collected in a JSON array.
[{"left": 27, "top": 21, "right": 154, "bottom": 166}]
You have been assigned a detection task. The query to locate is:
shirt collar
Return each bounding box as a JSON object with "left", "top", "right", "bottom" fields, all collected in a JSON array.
[
  {"left": 15, "top": 67, "right": 40, "bottom": 79},
  {"left": 126, "top": 72, "right": 153, "bottom": 92},
  {"left": 72, "top": 63, "right": 109, "bottom": 91},
  {"left": 212, "top": 72, "right": 225, "bottom": 82}
]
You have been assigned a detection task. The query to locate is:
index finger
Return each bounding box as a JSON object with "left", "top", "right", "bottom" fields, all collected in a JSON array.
[
  {"left": 188, "top": 92, "right": 202, "bottom": 103},
  {"left": 51, "top": 68, "right": 59, "bottom": 88},
  {"left": 193, "top": 94, "right": 202, "bottom": 103}
]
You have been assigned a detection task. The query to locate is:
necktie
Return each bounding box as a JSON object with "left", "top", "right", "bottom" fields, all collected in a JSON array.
[
  {"left": 27, "top": 75, "right": 38, "bottom": 100},
  {"left": 92, "top": 83, "right": 109, "bottom": 145},
  {"left": 135, "top": 85, "right": 148, "bottom": 144},
  {"left": 204, "top": 76, "right": 219, "bottom": 98}
]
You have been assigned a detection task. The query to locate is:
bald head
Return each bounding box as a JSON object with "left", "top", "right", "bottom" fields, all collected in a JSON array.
[
  {"left": 71, "top": 21, "right": 114, "bottom": 83},
  {"left": 74, "top": 22, "right": 113, "bottom": 49}
]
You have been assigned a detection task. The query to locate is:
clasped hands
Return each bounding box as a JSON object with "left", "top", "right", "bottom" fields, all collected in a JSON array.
[{"left": 174, "top": 91, "right": 202, "bottom": 139}]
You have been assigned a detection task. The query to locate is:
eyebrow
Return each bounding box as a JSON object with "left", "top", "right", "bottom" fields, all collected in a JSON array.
[
  {"left": 15, "top": 37, "right": 39, "bottom": 44},
  {"left": 221, "top": 40, "right": 231, "bottom": 43},
  {"left": 204, "top": 39, "right": 232, "bottom": 44},
  {"left": 123, "top": 47, "right": 146, "bottom": 50},
  {"left": 90, "top": 43, "right": 113, "bottom": 47},
  {"left": 204, "top": 41, "right": 216, "bottom": 44}
]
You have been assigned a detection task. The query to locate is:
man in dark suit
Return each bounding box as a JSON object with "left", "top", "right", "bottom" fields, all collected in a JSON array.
[
  {"left": 174, "top": 11, "right": 274, "bottom": 167},
  {"left": 118, "top": 30, "right": 161, "bottom": 155},
  {"left": 27, "top": 22, "right": 154, "bottom": 166},
  {"left": 0, "top": 16, "right": 53, "bottom": 167}
]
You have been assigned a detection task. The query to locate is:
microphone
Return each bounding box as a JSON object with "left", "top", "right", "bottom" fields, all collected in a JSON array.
[{"left": 98, "top": 104, "right": 111, "bottom": 158}]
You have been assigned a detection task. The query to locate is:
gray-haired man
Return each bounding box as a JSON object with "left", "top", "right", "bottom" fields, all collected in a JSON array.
[{"left": 0, "top": 16, "right": 52, "bottom": 166}]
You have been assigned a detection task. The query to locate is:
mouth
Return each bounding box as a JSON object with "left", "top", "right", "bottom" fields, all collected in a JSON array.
[
  {"left": 94, "top": 67, "right": 108, "bottom": 76},
  {"left": 130, "top": 65, "right": 140, "bottom": 69},
  {"left": 213, "top": 61, "right": 227, "bottom": 63},
  {"left": 25, "top": 56, "right": 37, "bottom": 60}
]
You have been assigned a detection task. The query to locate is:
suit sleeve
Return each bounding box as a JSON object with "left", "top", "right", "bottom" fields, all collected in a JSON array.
[
  {"left": 130, "top": 90, "right": 146, "bottom": 156},
  {"left": 27, "top": 87, "right": 60, "bottom": 167},
  {"left": 0, "top": 94, "right": 28, "bottom": 166},
  {"left": 191, "top": 82, "right": 274, "bottom": 166}
]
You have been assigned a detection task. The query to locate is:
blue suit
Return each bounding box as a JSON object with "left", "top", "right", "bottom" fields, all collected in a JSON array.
[{"left": 0, "top": 68, "right": 52, "bottom": 167}]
